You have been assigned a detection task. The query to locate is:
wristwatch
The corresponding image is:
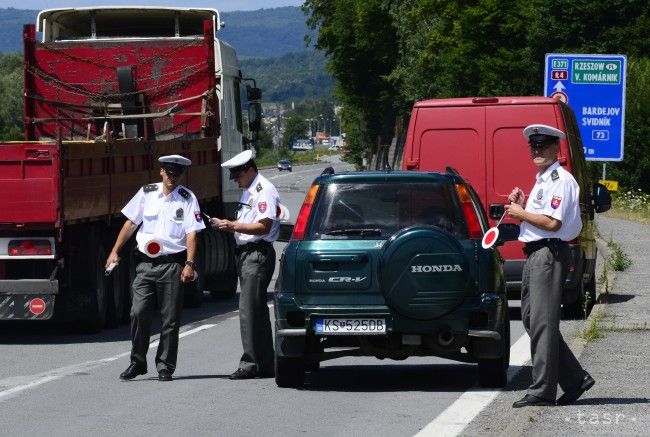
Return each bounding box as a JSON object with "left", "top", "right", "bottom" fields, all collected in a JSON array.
[{"left": 184, "top": 260, "right": 195, "bottom": 269}]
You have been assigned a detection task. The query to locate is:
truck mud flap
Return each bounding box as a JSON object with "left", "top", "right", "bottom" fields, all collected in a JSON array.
[
  {"left": 0, "top": 279, "right": 58, "bottom": 320},
  {"left": 0, "top": 294, "right": 55, "bottom": 320}
]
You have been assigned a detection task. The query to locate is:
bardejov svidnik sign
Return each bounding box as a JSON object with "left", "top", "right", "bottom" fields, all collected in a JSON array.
[{"left": 544, "top": 53, "right": 627, "bottom": 161}]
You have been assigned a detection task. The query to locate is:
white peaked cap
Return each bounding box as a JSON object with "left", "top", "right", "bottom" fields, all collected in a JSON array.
[
  {"left": 523, "top": 124, "right": 566, "bottom": 140},
  {"left": 159, "top": 154, "right": 192, "bottom": 166},
  {"left": 221, "top": 149, "right": 255, "bottom": 169}
]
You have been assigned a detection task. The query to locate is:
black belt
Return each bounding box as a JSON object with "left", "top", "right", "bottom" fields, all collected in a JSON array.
[
  {"left": 523, "top": 239, "right": 566, "bottom": 256},
  {"left": 235, "top": 241, "right": 272, "bottom": 255},
  {"left": 137, "top": 250, "right": 186, "bottom": 265}
]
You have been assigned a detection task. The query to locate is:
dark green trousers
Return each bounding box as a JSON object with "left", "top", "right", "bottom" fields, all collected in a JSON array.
[
  {"left": 521, "top": 245, "right": 586, "bottom": 400},
  {"left": 130, "top": 261, "right": 183, "bottom": 373},
  {"left": 236, "top": 245, "right": 275, "bottom": 374}
]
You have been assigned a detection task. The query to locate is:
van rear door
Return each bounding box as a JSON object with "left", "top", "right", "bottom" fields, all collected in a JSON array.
[{"left": 405, "top": 106, "right": 486, "bottom": 201}]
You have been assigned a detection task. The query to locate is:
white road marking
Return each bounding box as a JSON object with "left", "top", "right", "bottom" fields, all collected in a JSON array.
[
  {"left": 415, "top": 334, "right": 531, "bottom": 437},
  {"left": 0, "top": 323, "right": 218, "bottom": 402}
]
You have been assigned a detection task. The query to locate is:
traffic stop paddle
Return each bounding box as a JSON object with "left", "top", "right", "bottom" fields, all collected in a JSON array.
[{"left": 481, "top": 210, "right": 507, "bottom": 249}]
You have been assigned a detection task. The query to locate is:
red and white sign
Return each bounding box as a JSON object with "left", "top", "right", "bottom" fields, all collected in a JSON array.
[
  {"left": 258, "top": 201, "right": 267, "bottom": 213},
  {"left": 550, "top": 91, "right": 568, "bottom": 103},
  {"left": 145, "top": 240, "right": 162, "bottom": 257},
  {"left": 28, "top": 298, "right": 46, "bottom": 315},
  {"left": 481, "top": 227, "right": 500, "bottom": 249}
]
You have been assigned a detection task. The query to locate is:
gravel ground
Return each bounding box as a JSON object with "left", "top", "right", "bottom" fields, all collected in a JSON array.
[{"left": 461, "top": 214, "right": 649, "bottom": 436}]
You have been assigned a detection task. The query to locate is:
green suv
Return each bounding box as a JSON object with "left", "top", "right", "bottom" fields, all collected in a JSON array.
[{"left": 274, "top": 169, "right": 519, "bottom": 388}]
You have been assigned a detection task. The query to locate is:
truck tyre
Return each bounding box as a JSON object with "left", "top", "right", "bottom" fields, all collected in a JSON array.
[
  {"left": 208, "top": 262, "right": 238, "bottom": 299},
  {"left": 275, "top": 356, "right": 305, "bottom": 388},
  {"left": 82, "top": 238, "right": 109, "bottom": 333},
  {"left": 105, "top": 260, "right": 125, "bottom": 329},
  {"left": 477, "top": 310, "right": 510, "bottom": 388},
  {"left": 183, "top": 236, "right": 204, "bottom": 308}
]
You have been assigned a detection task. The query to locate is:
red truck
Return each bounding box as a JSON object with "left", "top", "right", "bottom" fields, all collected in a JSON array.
[{"left": 0, "top": 7, "right": 261, "bottom": 331}]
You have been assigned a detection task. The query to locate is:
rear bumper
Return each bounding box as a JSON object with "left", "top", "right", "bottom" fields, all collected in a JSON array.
[
  {"left": 274, "top": 292, "right": 506, "bottom": 358},
  {"left": 0, "top": 279, "right": 58, "bottom": 320}
]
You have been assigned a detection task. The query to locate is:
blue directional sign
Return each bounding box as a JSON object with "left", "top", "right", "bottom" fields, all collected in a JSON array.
[{"left": 544, "top": 54, "right": 627, "bottom": 161}]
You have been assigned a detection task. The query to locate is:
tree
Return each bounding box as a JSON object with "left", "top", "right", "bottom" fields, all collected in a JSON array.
[{"left": 280, "top": 111, "right": 309, "bottom": 153}]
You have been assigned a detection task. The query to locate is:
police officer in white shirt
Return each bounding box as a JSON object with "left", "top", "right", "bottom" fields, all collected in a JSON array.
[
  {"left": 505, "top": 124, "right": 595, "bottom": 407},
  {"left": 106, "top": 154, "right": 205, "bottom": 382},
  {"left": 211, "top": 149, "right": 279, "bottom": 379}
]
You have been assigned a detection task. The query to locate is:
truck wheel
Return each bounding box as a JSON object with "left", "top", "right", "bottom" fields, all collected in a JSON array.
[
  {"left": 105, "top": 261, "right": 125, "bottom": 329},
  {"left": 82, "top": 239, "right": 109, "bottom": 333},
  {"left": 275, "top": 356, "right": 305, "bottom": 388},
  {"left": 477, "top": 310, "right": 510, "bottom": 388},
  {"left": 183, "top": 236, "right": 204, "bottom": 308},
  {"left": 562, "top": 276, "right": 586, "bottom": 320},
  {"left": 207, "top": 262, "right": 238, "bottom": 299}
]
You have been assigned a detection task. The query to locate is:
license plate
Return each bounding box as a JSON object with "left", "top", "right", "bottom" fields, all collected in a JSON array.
[{"left": 315, "top": 318, "right": 386, "bottom": 335}]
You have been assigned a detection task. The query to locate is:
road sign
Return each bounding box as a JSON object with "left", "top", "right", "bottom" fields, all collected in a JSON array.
[
  {"left": 599, "top": 179, "right": 619, "bottom": 191},
  {"left": 544, "top": 54, "right": 627, "bottom": 161}
]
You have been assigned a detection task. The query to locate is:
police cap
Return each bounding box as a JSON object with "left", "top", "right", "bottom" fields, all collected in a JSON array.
[
  {"left": 523, "top": 124, "right": 566, "bottom": 147},
  {"left": 159, "top": 154, "right": 191, "bottom": 175},
  {"left": 222, "top": 149, "right": 256, "bottom": 179}
]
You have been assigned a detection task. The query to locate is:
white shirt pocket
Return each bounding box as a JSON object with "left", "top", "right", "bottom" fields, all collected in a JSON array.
[
  {"left": 168, "top": 216, "right": 185, "bottom": 239},
  {"left": 142, "top": 205, "right": 159, "bottom": 234}
]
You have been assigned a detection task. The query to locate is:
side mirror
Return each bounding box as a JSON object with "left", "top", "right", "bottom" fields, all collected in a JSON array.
[
  {"left": 246, "top": 86, "right": 262, "bottom": 101},
  {"left": 496, "top": 223, "right": 520, "bottom": 246},
  {"left": 592, "top": 182, "right": 612, "bottom": 213},
  {"left": 277, "top": 222, "right": 294, "bottom": 242},
  {"left": 248, "top": 102, "right": 262, "bottom": 133}
]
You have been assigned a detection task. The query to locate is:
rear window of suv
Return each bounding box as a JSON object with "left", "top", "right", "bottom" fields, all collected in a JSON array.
[{"left": 307, "top": 182, "right": 465, "bottom": 239}]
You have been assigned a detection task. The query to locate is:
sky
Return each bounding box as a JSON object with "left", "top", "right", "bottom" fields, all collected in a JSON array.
[{"left": 0, "top": 1, "right": 304, "bottom": 12}]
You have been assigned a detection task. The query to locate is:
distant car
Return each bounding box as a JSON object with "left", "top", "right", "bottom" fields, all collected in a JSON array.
[
  {"left": 328, "top": 145, "right": 341, "bottom": 151},
  {"left": 277, "top": 160, "right": 292, "bottom": 172}
]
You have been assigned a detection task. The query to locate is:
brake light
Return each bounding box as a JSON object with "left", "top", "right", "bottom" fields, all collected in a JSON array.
[
  {"left": 454, "top": 184, "right": 483, "bottom": 239},
  {"left": 291, "top": 184, "right": 320, "bottom": 240},
  {"left": 8, "top": 239, "right": 52, "bottom": 256}
]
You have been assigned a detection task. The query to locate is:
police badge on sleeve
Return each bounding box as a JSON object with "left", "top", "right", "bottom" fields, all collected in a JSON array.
[
  {"left": 258, "top": 201, "right": 267, "bottom": 213},
  {"left": 551, "top": 196, "right": 562, "bottom": 209}
]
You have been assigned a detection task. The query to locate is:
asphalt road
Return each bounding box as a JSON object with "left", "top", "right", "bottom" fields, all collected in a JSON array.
[{"left": 1, "top": 157, "right": 533, "bottom": 436}]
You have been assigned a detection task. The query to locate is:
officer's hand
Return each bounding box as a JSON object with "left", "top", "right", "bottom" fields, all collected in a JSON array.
[
  {"left": 180, "top": 265, "right": 194, "bottom": 283},
  {"left": 215, "top": 218, "right": 235, "bottom": 233},
  {"left": 508, "top": 187, "right": 525, "bottom": 206},
  {"left": 105, "top": 253, "right": 120, "bottom": 270},
  {"left": 504, "top": 202, "right": 525, "bottom": 220}
]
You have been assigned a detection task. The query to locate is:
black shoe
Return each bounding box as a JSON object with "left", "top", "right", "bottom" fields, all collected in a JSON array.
[
  {"left": 158, "top": 369, "right": 173, "bottom": 382},
  {"left": 512, "top": 394, "right": 555, "bottom": 408},
  {"left": 557, "top": 373, "right": 595, "bottom": 405},
  {"left": 229, "top": 368, "right": 257, "bottom": 380},
  {"left": 119, "top": 363, "right": 147, "bottom": 381}
]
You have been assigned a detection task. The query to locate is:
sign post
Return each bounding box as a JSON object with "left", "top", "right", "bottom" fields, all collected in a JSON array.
[{"left": 544, "top": 54, "right": 627, "bottom": 161}]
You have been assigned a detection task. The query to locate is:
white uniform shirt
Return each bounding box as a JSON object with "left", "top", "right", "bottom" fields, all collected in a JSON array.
[
  {"left": 121, "top": 183, "right": 206, "bottom": 255},
  {"left": 235, "top": 173, "right": 280, "bottom": 245},
  {"left": 519, "top": 161, "right": 582, "bottom": 242}
]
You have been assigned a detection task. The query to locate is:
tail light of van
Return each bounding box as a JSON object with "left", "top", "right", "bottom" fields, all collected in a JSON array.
[
  {"left": 454, "top": 184, "right": 483, "bottom": 239},
  {"left": 8, "top": 239, "right": 52, "bottom": 256},
  {"left": 291, "top": 184, "right": 320, "bottom": 240}
]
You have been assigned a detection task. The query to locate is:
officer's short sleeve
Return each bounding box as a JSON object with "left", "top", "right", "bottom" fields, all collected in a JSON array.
[
  {"left": 185, "top": 194, "right": 206, "bottom": 234},
  {"left": 121, "top": 189, "right": 145, "bottom": 224},
  {"left": 255, "top": 188, "right": 279, "bottom": 222}
]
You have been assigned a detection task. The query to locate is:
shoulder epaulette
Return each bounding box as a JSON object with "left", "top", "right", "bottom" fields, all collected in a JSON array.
[
  {"left": 256, "top": 182, "right": 263, "bottom": 193},
  {"left": 177, "top": 187, "right": 190, "bottom": 199},
  {"left": 143, "top": 184, "right": 158, "bottom": 193},
  {"left": 551, "top": 169, "right": 559, "bottom": 181}
]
